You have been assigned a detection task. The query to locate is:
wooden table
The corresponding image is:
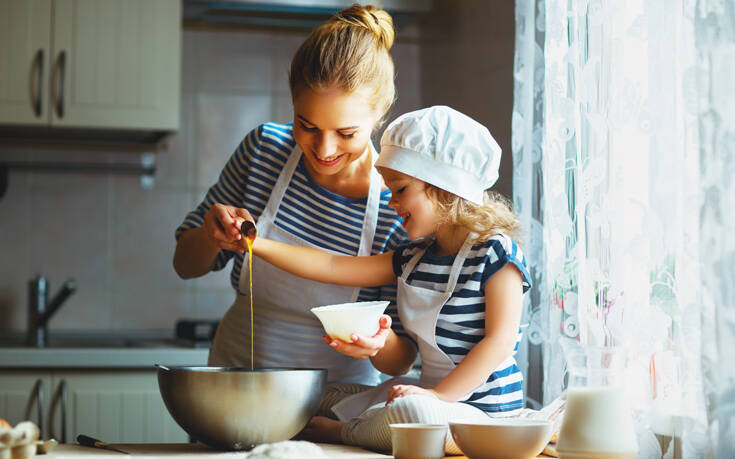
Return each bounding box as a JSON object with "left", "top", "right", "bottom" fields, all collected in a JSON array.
[
  {"left": 40, "top": 443, "right": 388, "bottom": 457},
  {"left": 38, "top": 442, "right": 552, "bottom": 458}
]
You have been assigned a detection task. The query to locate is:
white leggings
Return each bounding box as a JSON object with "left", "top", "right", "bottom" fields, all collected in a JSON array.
[{"left": 318, "top": 383, "right": 491, "bottom": 455}]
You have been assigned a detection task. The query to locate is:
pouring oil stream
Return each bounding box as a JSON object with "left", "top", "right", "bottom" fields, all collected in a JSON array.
[{"left": 240, "top": 220, "right": 257, "bottom": 371}]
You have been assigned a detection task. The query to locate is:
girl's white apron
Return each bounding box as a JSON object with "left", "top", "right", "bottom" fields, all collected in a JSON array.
[
  {"left": 209, "top": 145, "right": 383, "bottom": 384},
  {"left": 332, "top": 234, "right": 478, "bottom": 420}
]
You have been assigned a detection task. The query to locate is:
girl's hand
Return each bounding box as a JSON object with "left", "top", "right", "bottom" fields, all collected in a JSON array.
[
  {"left": 323, "top": 315, "right": 392, "bottom": 359},
  {"left": 386, "top": 385, "right": 439, "bottom": 405},
  {"left": 202, "top": 203, "right": 253, "bottom": 253}
]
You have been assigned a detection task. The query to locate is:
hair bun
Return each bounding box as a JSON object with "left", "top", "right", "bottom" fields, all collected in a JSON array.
[
  {"left": 289, "top": 2, "right": 396, "bottom": 120},
  {"left": 333, "top": 4, "right": 395, "bottom": 51}
]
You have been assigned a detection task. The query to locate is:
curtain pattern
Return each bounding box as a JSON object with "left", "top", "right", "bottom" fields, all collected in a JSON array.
[
  {"left": 696, "top": 2, "right": 735, "bottom": 457},
  {"left": 512, "top": 0, "right": 734, "bottom": 457}
]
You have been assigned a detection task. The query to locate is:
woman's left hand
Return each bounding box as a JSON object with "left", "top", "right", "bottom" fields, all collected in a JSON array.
[{"left": 386, "top": 384, "right": 440, "bottom": 405}]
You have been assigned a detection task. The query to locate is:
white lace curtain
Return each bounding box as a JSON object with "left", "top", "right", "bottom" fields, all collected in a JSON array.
[{"left": 512, "top": 0, "right": 734, "bottom": 457}]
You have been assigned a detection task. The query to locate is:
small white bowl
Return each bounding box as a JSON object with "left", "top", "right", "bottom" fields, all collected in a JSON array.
[
  {"left": 390, "top": 423, "right": 447, "bottom": 459},
  {"left": 310, "top": 301, "right": 389, "bottom": 343},
  {"left": 449, "top": 418, "right": 553, "bottom": 459}
]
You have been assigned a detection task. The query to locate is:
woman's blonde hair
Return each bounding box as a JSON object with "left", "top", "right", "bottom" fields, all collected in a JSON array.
[
  {"left": 424, "top": 185, "right": 524, "bottom": 245},
  {"left": 289, "top": 3, "right": 396, "bottom": 123}
]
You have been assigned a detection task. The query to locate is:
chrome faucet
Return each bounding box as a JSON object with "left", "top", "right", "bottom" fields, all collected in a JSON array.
[{"left": 27, "top": 275, "right": 77, "bottom": 347}]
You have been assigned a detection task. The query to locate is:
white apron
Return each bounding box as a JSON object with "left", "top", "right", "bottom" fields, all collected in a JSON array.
[
  {"left": 209, "top": 144, "right": 383, "bottom": 384},
  {"left": 332, "top": 234, "right": 477, "bottom": 420}
]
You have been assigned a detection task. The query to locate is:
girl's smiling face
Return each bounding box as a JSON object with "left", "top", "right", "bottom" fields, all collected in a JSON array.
[
  {"left": 292, "top": 84, "right": 379, "bottom": 179},
  {"left": 380, "top": 168, "right": 439, "bottom": 240}
]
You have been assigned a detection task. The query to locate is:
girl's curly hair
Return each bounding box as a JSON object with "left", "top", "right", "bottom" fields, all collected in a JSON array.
[{"left": 424, "top": 185, "right": 523, "bottom": 245}]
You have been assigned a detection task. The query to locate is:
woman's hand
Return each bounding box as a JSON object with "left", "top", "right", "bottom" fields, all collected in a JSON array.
[
  {"left": 323, "top": 315, "right": 392, "bottom": 359},
  {"left": 386, "top": 385, "right": 440, "bottom": 405},
  {"left": 202, "top": 203, "right": 253, "bottom": 253}
]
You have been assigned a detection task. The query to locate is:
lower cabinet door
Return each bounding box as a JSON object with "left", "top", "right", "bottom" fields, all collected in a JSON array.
[{"left": 50, "top": 370, "right": 188, "bottom": 443}]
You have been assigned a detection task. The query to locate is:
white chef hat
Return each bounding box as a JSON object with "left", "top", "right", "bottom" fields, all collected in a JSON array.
[{"left": 376, "top": 105, "right": 501, "bottom": 205}]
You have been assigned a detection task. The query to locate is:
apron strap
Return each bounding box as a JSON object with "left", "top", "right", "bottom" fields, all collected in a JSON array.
[
  {"left": 445, "top": 233, "right": 476, "bottom": 292},
  {"left": 400, "top": 242, "right": 429, "bottom": 281},
  {"left": 350, "top": 143, "right": 381, "bottom": 298},
  {"left": 256, "top": 145, "right": 303, "bottom": 226},
  {"left": 358, "top": 148, "right": 381, "bottom": 257},
  {"left": 399, "top": 233, "right": 477, "bottom": 294}
]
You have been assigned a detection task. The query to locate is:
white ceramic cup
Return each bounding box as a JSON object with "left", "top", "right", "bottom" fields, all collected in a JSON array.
[{"left": 389, "top": 423, "right": 447, "bottom": 459}]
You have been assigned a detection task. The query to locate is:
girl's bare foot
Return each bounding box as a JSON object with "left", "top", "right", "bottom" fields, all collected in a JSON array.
[{"left": 297, "top": 416, "right": 343, "bottom": 444}]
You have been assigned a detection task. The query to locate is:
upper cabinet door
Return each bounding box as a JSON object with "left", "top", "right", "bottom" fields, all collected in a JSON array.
[
  {"left": 0, "top": 0, "right": 52, "bottom": 125},
  {"left": 51, "top": 0, "right": 181, "bottom": 130}
]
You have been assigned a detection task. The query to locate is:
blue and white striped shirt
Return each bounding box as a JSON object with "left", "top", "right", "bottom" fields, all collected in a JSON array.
[
  {"left": 392, "top": 234, "right": 532, "bottom": 413},
  {"left": 176, "top": 122, "right": 409, "bottom": 335}
]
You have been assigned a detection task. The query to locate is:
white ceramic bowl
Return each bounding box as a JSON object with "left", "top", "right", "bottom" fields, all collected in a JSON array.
[
  {"left": 310, "top": 301, "right": 389, "bottom": 343},
  {"left": 390, "top": 423, "right": 447, "bottom": 459},
  {"left": 449, "top": 419, "right": 553, "bottom": 459}
]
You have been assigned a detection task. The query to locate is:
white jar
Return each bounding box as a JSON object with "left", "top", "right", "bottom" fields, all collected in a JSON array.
[{"left": 556, "top": 340, "right": 638, "bottom": 459}]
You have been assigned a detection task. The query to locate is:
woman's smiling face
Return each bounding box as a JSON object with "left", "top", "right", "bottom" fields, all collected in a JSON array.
[
  {"left": 380, "top": 168, "right": 439, "bottom": 240},
  {"left": 292, "top": 85, "right": 379, "bottom": 178}
]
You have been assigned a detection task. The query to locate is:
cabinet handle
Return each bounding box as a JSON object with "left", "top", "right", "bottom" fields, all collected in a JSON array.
[
  {"left": 49, "top": 379, "right": 68, "bottom": 444},
  {"left": 60, "top": 379, "right": 67, "bottom": 444},
  {"left": 24, "top": 379, "right": 44, "bottom": 439},
  {"left": 54, "top": 51, "right": 66, "bottom": 119},
  {"left": 32, "top": 49, "right": 44, "bottom": 118}
]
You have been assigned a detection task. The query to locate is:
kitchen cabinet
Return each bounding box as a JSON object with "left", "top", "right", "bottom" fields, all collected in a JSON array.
[
  {"left": 0, "top": 372, "right": 51, "bottom": 432},
  {"left": 0, "top": 0, "right": 180, "bottom": 133},
  {"left": 0, "top": 370, "right": 188, "bottom": 443}
]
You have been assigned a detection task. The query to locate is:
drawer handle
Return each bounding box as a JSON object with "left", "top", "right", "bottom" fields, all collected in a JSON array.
[
  {"left": 54, "top": 50, "right": 66, "bottom": 119},
  {"left": 32, "top": 49, "right": 44, "bottom": 118},
  {"left": 60, "top": 379, "right": 67, "bottom": 444},
  {"left": 24, "top": 379, "right": 44, "bottom": 438},
  {"left": 49, "top": 379, "right": 68, "bottom": 443}
]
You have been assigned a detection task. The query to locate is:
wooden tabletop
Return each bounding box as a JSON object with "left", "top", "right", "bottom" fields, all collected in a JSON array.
[
  {"left": 38, "top": 442, "right": 552, "bottom": 458},
  {"left": 41, "top": 443, "right": 389, "bottom": 457}
]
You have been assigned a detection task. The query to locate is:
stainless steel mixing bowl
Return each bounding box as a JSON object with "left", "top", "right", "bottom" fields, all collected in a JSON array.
[{"left": 157, "top": 366, "right": 327, "bottom": 450}]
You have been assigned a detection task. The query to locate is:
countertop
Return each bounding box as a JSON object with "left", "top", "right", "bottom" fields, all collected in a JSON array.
[
  {"left": 0, "top": 332, "right": 210, "bottom": 369},
  {"left": 0, "top": 347, "right": 209, "bottom": 369},
  {"left": 38, "top": 442, "right": 551, "bottom": 458},
  {"left": 40, "top": 443, "right": 390, "bottom": 457}
]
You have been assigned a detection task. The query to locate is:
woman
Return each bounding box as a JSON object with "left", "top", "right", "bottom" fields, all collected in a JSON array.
[{"left": 173, "top": 4, "right": 409, "bottom": 387}]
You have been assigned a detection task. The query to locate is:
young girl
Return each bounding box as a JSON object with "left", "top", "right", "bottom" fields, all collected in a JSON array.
[{"left": 245, "top": 106, "right": 531, "bottom": 454}]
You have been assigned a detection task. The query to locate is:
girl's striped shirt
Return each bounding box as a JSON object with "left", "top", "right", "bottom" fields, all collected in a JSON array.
[
  {"left": 176, "top": 122, "right": 409, "bottom": 335},
  {"left": 392, "top": 234, "right": 532, "bottom": 413}
]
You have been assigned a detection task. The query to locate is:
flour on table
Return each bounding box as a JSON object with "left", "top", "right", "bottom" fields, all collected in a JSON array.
[{"left": 246, "top": 441, "right": 327, "bottom": 459}]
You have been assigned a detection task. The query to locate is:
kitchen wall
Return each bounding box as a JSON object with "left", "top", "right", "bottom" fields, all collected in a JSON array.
[
  {"left": 0, "top": 22, "right": 422, "bottom": 334},
  {"left": 419, "top": 0, "right": 515, "bottom": 199},
  {"left": 0, "top": 1, "right": 515, "bottom": 335}
]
